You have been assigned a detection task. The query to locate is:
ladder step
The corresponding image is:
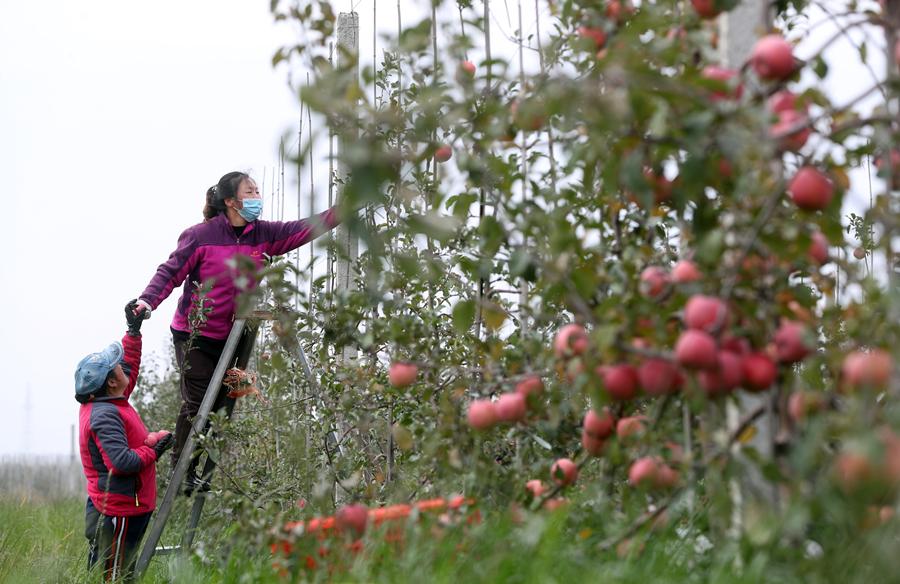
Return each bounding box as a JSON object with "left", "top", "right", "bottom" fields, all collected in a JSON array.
[{"left": 154, "top": 545, "right": 181, "bottom": 556}]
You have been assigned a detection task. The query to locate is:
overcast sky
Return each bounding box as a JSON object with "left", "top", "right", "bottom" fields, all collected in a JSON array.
[{"left": 0, "top": 1, "right": 887, "bottom": 456}]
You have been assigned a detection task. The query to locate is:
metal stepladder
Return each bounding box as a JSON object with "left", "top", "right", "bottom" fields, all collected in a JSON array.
[
  {"left": 134, "top": 313, "right": 342, "bottom": 578},
  {"left": 134, "top": 317, "right": 257, "bottom": 577}
]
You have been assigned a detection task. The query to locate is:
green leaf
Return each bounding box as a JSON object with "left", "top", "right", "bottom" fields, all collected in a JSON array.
[
  {"left": 812, "top": 56, "right": 829, "bottom": 79},
  {"left": 406, "top": 212, "right": 461, "bottom": 242},
  {"left": 694, "top": 229, "right": 725, "bottom": 264},
  {"left": 478, "top": 216, "right": 506, "bottom": 256},
  {"left": 452, "top": 300, "right": 476, "bottom": 333}
]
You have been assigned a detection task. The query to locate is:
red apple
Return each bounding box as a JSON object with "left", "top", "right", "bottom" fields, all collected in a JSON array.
[
  {"left": 389, "top": 362, "right": 418, "bottom": 388},
  {"left": 808, "top": 231, "right": 829, "bottom": 265},
  {"left": 691, "top": 0, "right": 720, "bottom": 18},
  {"left": 637, "top": 358, "right": 682, "bottom": 396},
  {"left": 718, "top": 158, "right": 734, "bottom": 179},
  {"left": 543, "top": 497, "right": 568, "bottom": 511},
  {"left": 551, "top": 458, "right": 578, "bottom": 486},
  {"left": 842, "top": 350, "right": 893, "bottom": 390},
  {"left": 854, "top": 247, "right": 867, "bottom": 260},
  {"left": 770, "top": 109, "right": 810, "bottom": 151},
  {"left": 555, "top": 323, "right": 589, "bottom": 358},
  {"left": 628, "top": 457, "right": 660, "bottom": 488},
  {"left": 577, "top": 26, "right": 607, "bottom": 50},
  {"left": 874, "top": 150, "right": 900, "bottom": 178},
  {"left": 879, "top": 427, "right": 900, "bottom": 485},
  {"left": 584, "top": 407, "right": 616, "bottom": 439},
  {"left": 702, "top": 66, "right": 742, "bottom": 100},
  {"left": 605, "top": 0, "right": 633, "bottom": 21},
  {"left": 495, "top": 392, "right": 527, "bottom": 423},
  {"left": 642, "top": 167, "right": 674, "bottom": 203},
  {"left": 671, "top": 260, "right": 702, "bottom": 284},
  {"left": 721, "top": 335, "right": 751, "bottom": 356},
  {"left": 525, "top": 479, "right": 546, "bottom": 497},
  {"left": 788, "top": 167, "right": 834, "bottom": 211},
  {"left": 750, "top": 35, "right": 795, "bottom": 80},
  {"left": 675, "top": 330, "right": 719, "bottom": 369},
  {"left": 515, "top": 375, "right": 544, "bottom": 399},
  {"left": 617, "top": 415, "right": 647, "bottom": 440},
  {"left": 741, "top": 352, "right": 777, "bottom": 391},
  {"left": 606, "top": 0, "right": 623, "bottom": 20},
  {"left": 639, "top": 266, "right": 670, "bottom": 299},
  {"left": 655, "top": 463, "right": 680, "bottom": 489},
  {"left": 698, "top": 350, "right": 744, "bottom": 396},
  {"left": 581, "top": 431, "right": 606, "bottom": 456},
  {"left": 833, "top": 451, "right": 874, "bottom": 495},
  {"left": 773, "top": 320, "right": 814, "bottom": 363},
  {"left": 336, "top": 503, "right": 369, "bottom": 536},
  {"left": 600, "top": 364, "right": 639, "bottom": 401},
  {"left": 434, "top": 145, "right": 452, "bottom": 163},
  {"left": 467, "top": 399, "right": 497, "bottom": 430},
  {"left": 459, "top": 60, "right": 476, "bottom": 77},
  {"left": 684, "top": 295, "right": 728, "bottom": 332},
  {"left": 768, "top": 90, "right": 801, "bottom": 114},
  {"left": 787, "top": 391, "right": 825, "bottom": 422}
]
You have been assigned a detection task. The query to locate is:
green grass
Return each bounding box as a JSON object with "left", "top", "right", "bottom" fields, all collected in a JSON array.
[
  {"left": 0, "top": 497, "right": 86, "bottom": 583},
  {"left": 3, "top": 495, "right": 900, "bottom": 583}
]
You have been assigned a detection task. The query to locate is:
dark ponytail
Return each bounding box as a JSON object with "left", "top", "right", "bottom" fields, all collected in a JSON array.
[{"left": 202, "top": 171, "right": 251, "bottom": 220}]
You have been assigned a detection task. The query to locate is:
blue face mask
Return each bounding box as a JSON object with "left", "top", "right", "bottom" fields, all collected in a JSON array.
[{"left": 238, "top": 199, "right": 263, "bottom": 222}]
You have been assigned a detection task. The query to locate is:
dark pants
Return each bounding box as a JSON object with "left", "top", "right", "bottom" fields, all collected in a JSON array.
[
  {"left": 85, "top": 498, "right": 152, "bottom": 583},
  {"left": 172, "top": 337, "right": 237, "bottom": 477}
]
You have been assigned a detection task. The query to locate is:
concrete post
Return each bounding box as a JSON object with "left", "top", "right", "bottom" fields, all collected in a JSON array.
[
  {"left": 719, "top": 1, "right": 778, "bottom": 519},
  {"left": 336, "top": 12, "right": 360, "bottom": 367}
]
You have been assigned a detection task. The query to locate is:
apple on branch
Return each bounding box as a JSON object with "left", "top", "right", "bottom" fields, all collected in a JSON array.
[
  {"left": 671, "top": 260, "right": 702, "bottom": 284},
  {"left": 551, "top": 458, "right": 579, "bottom": 486},
  {"left": 555, "top": 323, "right": 590, "bottom": 359},
  {"left": 434, "top": 145, "right": 452, "bottom": 163},
  {"left": 467, "top": 399, "right": 497, "bottom": 430},
  {"left": 495, "top": 392, "right": 527, "bottom": 423},
  {"left": 584, "top": 407, "right": 616, "bottom": 440},
  {"left": 750, "top": 35, "right": 796, "bottom": 80},
  {"left": 788, "top": 167, "right": 834, "bottom": 211},
  {"left": 389, "top": 362, "right": 419, "bottom": 388}
]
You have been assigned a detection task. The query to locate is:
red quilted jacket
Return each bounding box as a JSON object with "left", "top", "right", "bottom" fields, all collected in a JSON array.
[{"left": 78, "top": 334, "right": 158, "bottom": 516}]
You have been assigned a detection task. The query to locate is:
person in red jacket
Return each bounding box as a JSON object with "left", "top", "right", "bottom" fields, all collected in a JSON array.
[{"left": 76, "top": 301, "right": 173, "bottom": 582}]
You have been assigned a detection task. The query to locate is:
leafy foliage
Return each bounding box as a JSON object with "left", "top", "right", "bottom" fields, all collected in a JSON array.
[{"left": 132, "top": 0, "right": 900, "bottom": 579}]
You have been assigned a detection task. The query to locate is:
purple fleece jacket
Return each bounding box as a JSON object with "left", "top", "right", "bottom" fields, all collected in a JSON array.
[{"left": 139, "top": 209, "right": 339, "bottom": 340}]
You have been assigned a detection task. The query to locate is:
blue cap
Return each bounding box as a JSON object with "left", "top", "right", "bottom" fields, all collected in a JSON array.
[{"left": 74, "top": 341, "right": 124, "bottom": 398}]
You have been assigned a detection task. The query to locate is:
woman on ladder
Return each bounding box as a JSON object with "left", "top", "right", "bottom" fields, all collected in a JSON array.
[{"left": 132, "top": 170, "right": 339, "bottom": 494}]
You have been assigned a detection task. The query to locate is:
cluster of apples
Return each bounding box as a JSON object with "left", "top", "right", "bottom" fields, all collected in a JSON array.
[
  {"left": 575, "top": 0, "right": 635, "bottom": 58},
  {"left": 466, "top": 375, "right": 545, "bottom": 430},
  {"left": 584, "top": 407, "right": 681, "bottom": 490},
  {"left": 697, "top": 34, "right": 837, "bottom": 213},
  {"left": 560, "top": 261, "right": 893, "bottom": 400},
  {"left": 520, "top": 410, "right": 679, "bottom": 500}
]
